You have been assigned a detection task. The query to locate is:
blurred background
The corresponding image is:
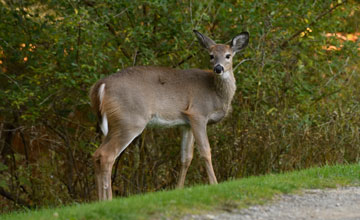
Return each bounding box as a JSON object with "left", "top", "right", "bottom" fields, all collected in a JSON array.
[{"left": 0, "top": 0, "right": 359, "bottom": 213}]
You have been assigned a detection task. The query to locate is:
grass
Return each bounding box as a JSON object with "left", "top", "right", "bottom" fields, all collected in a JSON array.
[{"left": 2, "top": 164, "right": 360, "bottom": 220}]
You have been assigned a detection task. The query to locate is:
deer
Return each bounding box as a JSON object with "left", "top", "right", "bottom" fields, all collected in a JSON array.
[{"left": 90, "top": 30, "right": 249, "bottom": 200}]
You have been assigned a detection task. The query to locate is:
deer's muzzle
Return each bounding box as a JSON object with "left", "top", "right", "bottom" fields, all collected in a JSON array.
[{"left": 214, "top": 65, "right": 224, "bottom": 74}]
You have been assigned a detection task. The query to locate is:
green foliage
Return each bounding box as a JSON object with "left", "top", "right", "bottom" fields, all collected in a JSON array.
[{"left": 0, "top": 0, "right": 359, "bottom": 213}]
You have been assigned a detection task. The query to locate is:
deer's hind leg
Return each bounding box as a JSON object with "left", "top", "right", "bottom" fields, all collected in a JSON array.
[{"left": 93, "top": 121, "right": 145, "bottom": 200}]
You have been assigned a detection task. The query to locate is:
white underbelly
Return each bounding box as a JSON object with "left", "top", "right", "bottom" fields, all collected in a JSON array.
[
  {"left": 147, "top": 115, "right": 187, "bottom": 128},
  {"left": 208, "top": 111, "right": 226, "bottom": 123}
]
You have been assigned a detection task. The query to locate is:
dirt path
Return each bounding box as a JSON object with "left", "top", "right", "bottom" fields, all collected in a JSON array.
[{"left": 184, "top": 187, "right": 360, "bottom": 220}]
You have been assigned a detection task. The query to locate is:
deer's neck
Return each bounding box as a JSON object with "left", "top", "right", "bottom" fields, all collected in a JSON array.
[{"left": 214, "top": 69, "right": 236, "bottom": 110}]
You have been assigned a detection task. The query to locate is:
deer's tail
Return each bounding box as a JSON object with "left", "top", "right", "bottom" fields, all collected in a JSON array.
[{"left": 90, "top": 81, "right": 108, "bottom": 136}]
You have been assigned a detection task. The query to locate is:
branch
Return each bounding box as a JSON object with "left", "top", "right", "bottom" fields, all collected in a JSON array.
[
  {"left": 311, "top": 88, "right": 342, "bottom": 105},
  {"left": 0, "top": 187, "right": 32, "bottom": 208},
  {"left": 83, "top": 1, "right": 131, "bottom": 60},
  {"left": 234, "top": 58, "right": 253, "bottom": 71},
  {"left": 76, "top": 23, "right": 81, "bottom": 64},
  {"left": 280, "top": 0, "right": 347, "bottom": 49},
  {"left": 174, "top": 54, "right": 193, "bottom": 68}
]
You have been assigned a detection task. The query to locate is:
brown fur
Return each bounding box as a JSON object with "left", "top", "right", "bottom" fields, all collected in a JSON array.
[
  {"left": 91, "top": 66, "right": 231, "bottom": 125},
  {"left": 90, "top": 30, "right": 249, "bottom": 200}
]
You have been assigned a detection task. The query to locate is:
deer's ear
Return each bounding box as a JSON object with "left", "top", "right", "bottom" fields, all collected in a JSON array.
[
  {"left": 193, "top": 30, "right": 216, "bottom": 50},
  {"left": 231, "top": 32, "right": 249, "bottom": 53}
]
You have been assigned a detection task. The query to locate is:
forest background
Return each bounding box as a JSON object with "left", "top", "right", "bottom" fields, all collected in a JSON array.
[{"left": 0, "top": 0, "right": 359, "bottom": 213}]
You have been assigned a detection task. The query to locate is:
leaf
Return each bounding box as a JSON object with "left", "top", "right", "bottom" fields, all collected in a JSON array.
[
  {"left": 0, "top": 163, "right": 8, "bottom": 172},
  {"left": 0, "top": 179, "right": 9, "bottom": 190}
]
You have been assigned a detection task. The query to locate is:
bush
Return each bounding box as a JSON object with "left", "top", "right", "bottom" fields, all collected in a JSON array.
[{"left": 0, "top": 0, "right": 359, "bottom": 213}]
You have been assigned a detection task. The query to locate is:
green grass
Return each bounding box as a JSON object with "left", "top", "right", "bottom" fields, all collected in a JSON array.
[{"left": 2, "top": 164, "right": 360, "bottom": 220}]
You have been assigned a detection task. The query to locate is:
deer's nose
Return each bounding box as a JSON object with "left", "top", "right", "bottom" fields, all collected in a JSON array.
[{"left": 214, "top": 65, "right": 224, "bottom": 74}]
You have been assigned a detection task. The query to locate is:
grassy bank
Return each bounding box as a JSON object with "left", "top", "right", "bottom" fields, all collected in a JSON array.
[{"left": 2, "top": 164, "right": 360, "bottom": 220}]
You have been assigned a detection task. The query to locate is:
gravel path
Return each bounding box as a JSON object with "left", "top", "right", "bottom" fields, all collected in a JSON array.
[{"left": 184, "top": 187, "right": 360, "bottom": 220}]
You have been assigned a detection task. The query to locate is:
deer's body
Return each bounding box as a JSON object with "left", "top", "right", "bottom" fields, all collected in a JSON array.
[
  {"left": 90, "top": 30, "right": 249, "bottom": 200},
  {"left": 91, "top": 66, "right": 235, "bottom": 130}
]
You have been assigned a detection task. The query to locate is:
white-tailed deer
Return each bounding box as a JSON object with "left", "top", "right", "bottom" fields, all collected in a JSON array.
[{"left": 90, "top": 30, "right": 249, "bottom": 200}]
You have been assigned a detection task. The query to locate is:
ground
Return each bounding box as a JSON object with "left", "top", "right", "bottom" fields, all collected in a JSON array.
[{"left": 184, "top": 187, "right": 360, "bottom": 220}]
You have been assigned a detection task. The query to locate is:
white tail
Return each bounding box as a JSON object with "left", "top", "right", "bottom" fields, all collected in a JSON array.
[
  {"left": 90, "top": 30, "right": 249, "bottom": 200},
  {"left": 98, "top": 83, "right": 108, "bottom": 136}
]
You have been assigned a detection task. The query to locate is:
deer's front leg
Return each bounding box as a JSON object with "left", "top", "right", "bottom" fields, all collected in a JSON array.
[
  {"left": 188, "top": 117, "right": 218, "bottom": 185},
  {"left": 177, "top": 127, "right": 195, "bottom": 188}
]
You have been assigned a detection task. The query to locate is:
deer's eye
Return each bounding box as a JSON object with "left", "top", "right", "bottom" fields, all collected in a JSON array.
[
  {"left": 210, "top": 55, "right": 214, "bottom": 60},
  {"left": 225, "top": 54, "right": 231, "bottom": 59}
]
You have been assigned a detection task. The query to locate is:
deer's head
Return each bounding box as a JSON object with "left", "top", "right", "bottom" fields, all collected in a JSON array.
[{"left": 194, "top": 30, "right": 249, "bottom": 78}]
